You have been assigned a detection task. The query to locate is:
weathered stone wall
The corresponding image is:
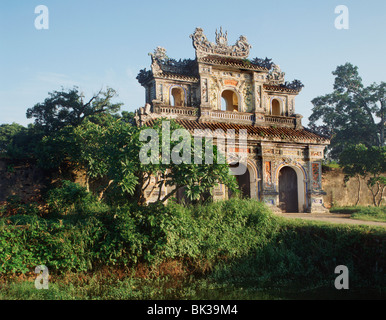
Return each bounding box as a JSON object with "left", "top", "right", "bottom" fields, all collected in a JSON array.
[
  {"left": 322, "top": 167, "right": 385, "bottom": 208},
  {"left": 0, "top": 158, "right": 50, "bottom": 203},
  {"left": 1, "top": 158, "right": 384, "bottom": 209}
]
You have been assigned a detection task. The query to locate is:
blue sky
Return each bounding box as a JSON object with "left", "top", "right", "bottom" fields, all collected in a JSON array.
[{"left": 0, "top": 0, "right": 385, "bottom": 126}]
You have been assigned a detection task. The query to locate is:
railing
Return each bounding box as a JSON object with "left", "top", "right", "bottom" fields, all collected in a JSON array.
[
  {"left": 209, "top": 111, "right": 255, "bottom": 122},
  {"left": 157, "top": 106, "right": 198, "bottom": 117},
  {"left": 264, "top": 115, "right": 296, "bottom": 127},
  {"left": 153, "top": 104, "right": 297, "bottom": 128}
]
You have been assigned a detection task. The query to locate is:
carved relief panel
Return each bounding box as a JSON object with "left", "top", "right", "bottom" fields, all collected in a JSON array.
[
  {"left": 202, "top": 78, "right": 209, "bottom": 104},
  {"left": 264, "top": 161, "right": 274, "bottom": 189},
  {"left": 311, "top": 162, "right": 322, "bottom": 190},
  {"left": 242, "top": 81, "right": 254, "bottom": 113}
]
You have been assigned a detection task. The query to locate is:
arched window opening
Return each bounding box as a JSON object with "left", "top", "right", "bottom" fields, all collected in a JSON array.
[
  {"left": 221, "top": 90, "right": 238, "bottom": 112},
  {"left": 272, "top": 99, "right": 281, "bottom": 116},
  {"left": 171, "top": 87, "right": 184, "bottom": 107}
]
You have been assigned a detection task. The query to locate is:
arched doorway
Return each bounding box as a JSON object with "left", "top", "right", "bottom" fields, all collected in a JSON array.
[
  {"left": 271, "top": 99, "right": 281, "bottom": 116},
  {"left": 229, "top": 163, "right": 251, "bottom": 198},
  {"left": 279, "top": 166, "right": 298, "bottom": 212},
  {"left": 237, "top": 168, "right": 251, "bottom": 198}
]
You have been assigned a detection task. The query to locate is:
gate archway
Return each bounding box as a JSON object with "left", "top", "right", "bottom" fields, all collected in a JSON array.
[
  {"left": 275, "top": 163, "right": 307, "bottom": 213},
  {"left": 228, "top": 161, "right": 259, "bottom": 199},
  {"left": 236, "top": 166, "right": 251, "bottom": 198},
  {"left": 278, "top": 166, "right": 298, "bottom": 212}
]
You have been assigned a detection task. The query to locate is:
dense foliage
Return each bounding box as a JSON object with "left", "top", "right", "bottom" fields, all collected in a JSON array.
[
  {"left": 0, "top": 86, "right": 237, "bottom": 205},
  {"left": 0, "top": 123, "right": 42, "bottom": 159},
  {"left": 0, "top": 81, "right": 385, "bottom": 297},
  {"left": 0, "top": 195, "right": 384, "bottom": 289}
]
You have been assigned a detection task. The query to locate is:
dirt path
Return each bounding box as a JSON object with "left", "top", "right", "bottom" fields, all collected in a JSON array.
[{"left": 274, "top": 212, "right": 386, "bottom": 228}]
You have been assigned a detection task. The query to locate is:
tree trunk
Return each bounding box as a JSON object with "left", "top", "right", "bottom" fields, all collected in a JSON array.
[
  {"left": 85, "top": 175, "right": 90, "bottom": 192},
  {"left": 135, "top": 173, "right": 147, "bottom": 205},
  {"left": 157, "top": 180, "right": 165, "bottom": 202},
  {"left": 355, "top": 175, "right": 361, "bottom": 206},
  {"left": 367, "top": 180, "right": 380, "bottom": 207},
  {"left": 380, "top": 100, "right": 385, "bottom": 146},
  {"left": 377, "top": 185, "right": 385, "bottom": 207},
  {"left": 98, "top": 180, "right": 113, "bottom": 201},
  {"left": 161, "top": 185, "right": 185, "bottom": 203}
]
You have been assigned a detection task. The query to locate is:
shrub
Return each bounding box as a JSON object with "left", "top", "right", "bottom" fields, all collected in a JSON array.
[
  {"left": 1, "top": 195, "right": 40, "bottom": 217},
  {"left": 0, "top": 214, "right": 106, "bottom": 274},
  {"left": 0, "top": 198, "right": 384, "bottom": 290},
  {"left": 210, "top": 218, "right": 386, "bottom": 287},
  {"left": 161, "top": 199, "right": 278, "bottom": 268},
  {"left": 46, "top": 181, "right": 107, "bottom": 216}
]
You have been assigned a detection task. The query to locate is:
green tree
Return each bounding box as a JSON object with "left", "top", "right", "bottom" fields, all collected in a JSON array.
[
  {"left": 26, "top": 87, "right": 122, "bottom": 134},
  {"left": 0, "top": 87, "right": 124, "bottom": 161},
  {"left": 368, "top": 82, "right": 386, "bottom": 147},
  {"left": 147, "top": 120, "right": 238, "bottom": 204},
  {"left": 0, "top": 123, "right": 25, "bottom": 154},
  {"left": 0, "top": 123, "right": 43, "bottom": 159},
  {"left": 37, "top": 118, "right": 237, "bottom": 205},
  {"left": 36, "top": 117, "right": 137, "bottom": 199},
  {"left": 309, "top": 63, "right": 385, "bottom": 159},
  {"left": 120, "top": 111, "right": 136, "bottom": 125},
  {"left": 339, "top": 144, "right": 386, "bottom": 207}
]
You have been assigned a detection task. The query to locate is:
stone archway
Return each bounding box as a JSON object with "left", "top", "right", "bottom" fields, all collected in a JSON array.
[
  {"left": 279, "top": 166, "right": 298, "bottom": 212},
  {"left": 275, "top": 163, "right": 307, "bottom": 212},
  {"left": 229, "top": 161, "right": 259, "bottom": 199},
  {"left": 237, "top": 167, "right": 251, "bottom": 198}
]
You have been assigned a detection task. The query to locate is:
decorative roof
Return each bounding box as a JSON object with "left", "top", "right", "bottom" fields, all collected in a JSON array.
[
  {"left": 136, "top": 28, "right": 304, "bottom": 93},
  {"left": 136, "top": 47, "right": 199, "bottom": 85},
  {"left": 190, "top": 27, "right": 277, "bottom": 72},
  {"left": 199, "top": 55, "right": 271, "bottom": 71},
  {"left": 264, "top": 80, "right": 305, "bottom": 93},
  {"left": 136, "top": 68, "right": 152, "bottom": 85},
  {"left": 145, "top": 119, "right": 330, "bottom": 145},
  {"left": 190, "top": 27, "right": 251, "bottom": 59},
  {"left": 150, "top": 47, "right": 198, "bottom": 76}
]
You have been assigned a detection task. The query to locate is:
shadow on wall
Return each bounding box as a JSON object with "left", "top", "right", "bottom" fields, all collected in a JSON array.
[{"left": 322, "top": 167, "right": 385, "bottom": 208}]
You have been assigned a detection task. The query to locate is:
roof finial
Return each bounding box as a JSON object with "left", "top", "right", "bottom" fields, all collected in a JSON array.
[{"left": 216, "top": 26, "right": 228, "bottom": 46}]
